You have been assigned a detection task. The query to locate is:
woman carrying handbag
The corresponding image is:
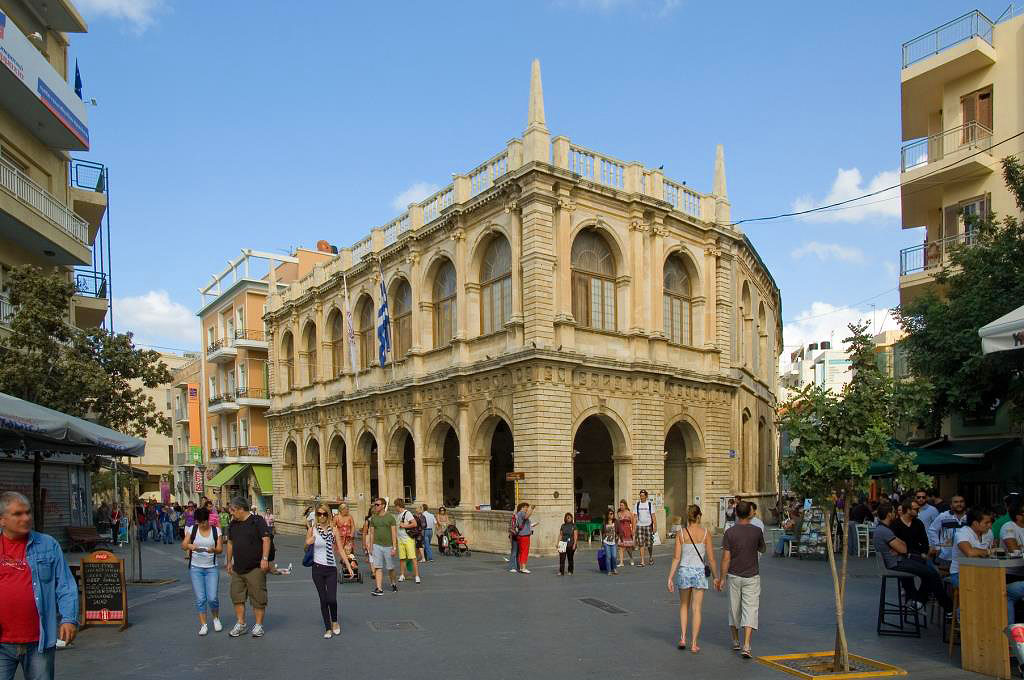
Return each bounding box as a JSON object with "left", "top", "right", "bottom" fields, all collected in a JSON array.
[
  {"left": 667, "top": 505, "right": 718, "bottom": 653},
  {"left": 305, "top": 503, "right": 354, "bottom": 638},
  {"left": 556, "top": 513, "right": 578, "bottom": 576}
]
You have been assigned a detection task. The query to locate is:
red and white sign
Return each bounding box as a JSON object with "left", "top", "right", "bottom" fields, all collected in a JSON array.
[{"left": 193, "top": 468, "right": 204, "bottom": 493}]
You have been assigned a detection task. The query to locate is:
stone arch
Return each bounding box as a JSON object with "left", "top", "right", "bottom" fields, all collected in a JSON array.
[
  {"left": 355, "top": 429, "right": 379, "bottom": 500},
  {"left": 758, "top": 301, "right": 768, "bottom": 380},
  {"left": 279, "top": 330, "right": 294, "bottom": 391},
  {"left": 283, "top": 439, "right": 299, "bottom": 497},
  {"left": 300, "top": 319, "right": 318, "bottom": 385},
  {"left": 327, "top": 432, "right": 347, "bottom": 499},
  {"left": 569, "top": 218, "right": 628, "bottom": 276},
  {"left": 303, "top": 435, "right": 322, "bottom": 498},
  {"left": 663, "top": 418, "right": 705, "bottom": 524},
  {"left": 757, "top": 415, "right": 769, "bottom": 493},
  {"left": 662, "top": 244, "right": 702, "bottom": 292},
  {"left": 475, "top": 232, "right": 514, "bottom": 336},
  {"left": 740, "top": 281, "right": 753, "bottom": 368},
  {"left": 740, "top": 408, "right": 752, "bottom": 493},
  {"left": 428, "top": 256, "right": 457, "bottom": 348},
  {"left": 426, "top": 417, "right": 460, "bottom": 507},
  {"left": 472, "top": 411, "right": 515, "bottom": 511},
  {"left": 388, "top": 277, "right": 413, "bottom": 359},
  {"left": 387, "top": 425, "right": 415, "bottom": 501},
  {"left": 468, "top": 223, "right": 515, "bottom": 283},
  {"left": 326, "top": 307, "right": 344, "bottom": 379},
  {"left": 355, "top": 294, "right": 375, "bottom": 370},
  {"left": 571, "top": 227, "right": 622, "bottom": 332},
  {"left": 571, "top": 408, "right": 631, "bottom": 517},
  {"left": 662, "top": 251, "right": 697, "bottom": 346}
]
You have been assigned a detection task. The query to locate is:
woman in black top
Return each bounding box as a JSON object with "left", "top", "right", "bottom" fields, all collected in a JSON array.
[{"left": 557, "top": 513, "right": 578, "bottom": 576}]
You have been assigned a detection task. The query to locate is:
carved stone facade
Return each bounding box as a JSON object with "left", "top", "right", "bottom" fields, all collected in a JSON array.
[{"left": 263, "top": 61, "right": 782, "bottom": 553}]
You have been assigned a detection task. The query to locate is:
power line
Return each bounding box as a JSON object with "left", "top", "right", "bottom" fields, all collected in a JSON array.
[
  {"left": 732, "top": 130, "right": 1024, "bottom": 226},
  {"left": 781, "top": 287, "right": 898, "bottom": 326}
]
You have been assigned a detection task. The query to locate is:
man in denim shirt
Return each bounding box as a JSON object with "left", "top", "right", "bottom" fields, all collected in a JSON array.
[{"left": 0, "top": 491, "right": 78, "bottom": 680}]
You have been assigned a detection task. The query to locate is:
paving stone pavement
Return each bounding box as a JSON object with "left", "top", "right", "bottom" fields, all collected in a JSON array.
[{"left": 57, "top": 534, "right": 979, "bottom": 680}]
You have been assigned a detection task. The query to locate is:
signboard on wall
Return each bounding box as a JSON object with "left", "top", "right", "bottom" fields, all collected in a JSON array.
[{"left": 193, "top": 468, "right": 204, "bottom": 493}]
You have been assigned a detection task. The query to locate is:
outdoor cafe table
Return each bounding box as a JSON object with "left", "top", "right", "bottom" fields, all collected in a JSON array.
[
  {"left": 575, "top": 521, "right": 602, "bottom": 544},
  {"left": 958, "top": 555, "right": 1024, "bottom": 679}
]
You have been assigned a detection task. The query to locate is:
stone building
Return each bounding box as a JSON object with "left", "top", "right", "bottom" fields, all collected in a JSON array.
[{"left": 264, "top": 61, "right": 782, "bottom": 551}]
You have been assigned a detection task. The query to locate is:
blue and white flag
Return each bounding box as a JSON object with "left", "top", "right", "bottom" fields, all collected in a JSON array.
[{"left": 377, "top": 279, "right": 391, "bottom": 366}]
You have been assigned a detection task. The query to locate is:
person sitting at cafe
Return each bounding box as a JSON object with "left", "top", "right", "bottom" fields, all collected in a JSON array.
[
  {"left": 890, "top": 499, "right": 933, "bottom": 568},
  {"left": 912, "top": 490, "right": 939, "bottom": 532},
  {"left": 927, "top": 494, "right": 967, "bottom": 570},
  {"left": 873, "top": 504, "right": 952, "bottom": 612},
  {"left": 950, "top": 507, "right": 1024, "bottom": 623},
  {"left": 850, "top": 498, "right": 874, "bottom": 524}
]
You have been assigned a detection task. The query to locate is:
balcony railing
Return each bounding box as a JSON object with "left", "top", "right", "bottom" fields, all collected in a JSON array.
[
  {"left": 208, "top": 392, "right": 237, "bottom": 406},
  {"left": 74, "top": 270, "right": 108, "bottom": 298},
  {"left": 0, "top": 158, "right": 89, "bottom": 246},
  {"left": 900, "top": 122, "right": 993, "bottom": 172},
  {"left": 902, "top": 10, "right": 994, "bottom": 68},
  {"left": 234, "top": 328, "right": 266, "bottom": 342},
  {"left": 236, "top": 386, "right": 269, "bottom": 400},
  {"left": 0, "top": 296, "right": 14, "bottom": 327},
  {"left": 899, "top": 232, "right": 977, "bottom": 275},
  {"left": 70, "top": 159, "right": 106, "bottom": 193}
]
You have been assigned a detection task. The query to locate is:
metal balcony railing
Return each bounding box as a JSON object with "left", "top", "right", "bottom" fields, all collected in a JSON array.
[
  {"left": 207, "top": 337, "right": 228, "bottom": 353},
  {"left": 234, "top": 328, "right": 266, "bottom": 342},
  {"left": 235, "top": 387, "right": 269, "bottom": 400},
  {"left": 0, "top": 158, "right": 89, "bottom": 245},
  {"left": 902, "top": 10, "right": 994, "bottom": 68},
  {"left": 74, "top": 270, "right": 108, "bottom": 298},
  {"left": 899, "top": 232, "right": 978, "bottom": 275},
  {"left": 70, "top": 159, "right": 106, "bottom": 193},
  {"left": 900, "top": 122, "right": 993, "bottom": 172},
  {"left": 0, "top": 296, "right": 14, "bottom": 327},
  {"left": 208, "top": 392, "right": 237, "bottom": 406}
]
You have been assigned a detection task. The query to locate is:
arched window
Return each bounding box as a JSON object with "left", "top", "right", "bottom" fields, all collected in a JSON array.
[
  {"left": 758, "top": 303, "right": 768, "bottom": 378},
  {"left": 740, "top": 283, "right": 753, "bottom": 367},
  {"left": 481, "top": 236, "right": 512, "bottom": 335},
  {"left": 280, "top": 332, "right": 294, "bottom": 391},
  {"left": 301, "top": 321, "right": 317, "bottom": 385},
  {"left": 663, "top": 255, "right": 692, "bottom": 345},
  {"left": 329, "top": 310, "right": 344, "bottom": 377},
  {"left": 571, "top": 230, "right": 616, "bottom": 331},
  {"left": 284, "top": 442, "right": 298, "bottom": 496},
  {"left": 358, "top": 297, "right": 374, "bottom": 370},
  {"left": 433, "top": 260, "right": 457, "bottom": 347},
  {"left": 392, "top": 279, "right": 412, "bottom": 359}
]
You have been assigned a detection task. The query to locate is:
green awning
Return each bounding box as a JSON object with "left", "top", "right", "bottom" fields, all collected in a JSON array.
[
  {"left": 207, "top": 463, "right": 246, "bottom": 488},
  {"left": 251, "top": 464, "right": 273, "bottom": 494},
  {"left": 924, "top": 437, "right": 1018, "bottom": 457},
  {"left": 868, "top": 449, "right": 989, "bottom": 477}
]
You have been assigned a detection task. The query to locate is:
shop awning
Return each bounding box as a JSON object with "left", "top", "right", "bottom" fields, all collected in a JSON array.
[
  {"left": 0, "top": 392, "right": 144, "bottom": 456},
  {"left": 251, "top": 464, "right": 273, "bottom": 494},
  {"left": 207, "top": 463, "right": 247, "bottom": 488},
  {"left": 868, "top": 447, "right": 989, "bottom": 477},
  {"left": 920, "top": 437, "right": 1019, "bottom": 457},
  {"left": 979, "top": 304, "right": 1024, "bottom": 354}
]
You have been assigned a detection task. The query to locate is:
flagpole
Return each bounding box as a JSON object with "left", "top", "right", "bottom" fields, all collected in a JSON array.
[
  {"left": 377, "top": 259, "right": 398, "bottom": 383},
  {"left": 342, "top": 273, "right": 359, "bottom": 389}
]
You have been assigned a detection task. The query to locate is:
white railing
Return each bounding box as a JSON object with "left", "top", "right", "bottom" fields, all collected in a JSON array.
[
  {"left": 469, "top": 152, "right": 509, "bottom": 196},
  {"left": 568, "top": 146, "right": 595, "bottom": 180},
  {"left": 352, "top": 236, "right": 371, "bottom": 262},
  {"left": 569, "top": 145, "right": 626, "bottom": 190},
  {"left": 902, "top": 10, "right": 994, "bottom": 68},
  {"left": 0, "top": 295, "right": 14, "bottom": 327},
  {"left": 0, "top": 158, "right": 89, "bottom": 246},
  {"left": 663, "top": 180, "right": 702, "bottom": 217},
  {"left": 900, "top": 122, "right": 993, "bottom": 172},
  {"left": 383, "top": 213, "right": 410, "bottom": 246},
  {"left": 421, "top": 185, "right": 454, "bottom": 224}
]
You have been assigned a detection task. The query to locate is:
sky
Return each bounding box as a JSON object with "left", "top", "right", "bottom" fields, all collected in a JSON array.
[{"left": 65, "top": 0, "right": 1013, "bottom": 365}]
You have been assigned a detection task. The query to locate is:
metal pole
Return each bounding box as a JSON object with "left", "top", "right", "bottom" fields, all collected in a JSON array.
[{"left": 104, "top": 166, "right": 113, "bottom": 334}]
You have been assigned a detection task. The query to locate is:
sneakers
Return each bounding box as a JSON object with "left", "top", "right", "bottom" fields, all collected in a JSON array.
[
  {"left": 503, "top": 557, "right": 510, "bottom": 562},
  {"left": 520, "top": 568, "right": 531, "bottom": 574},
  {"left": 391, "top": 584, "right": 398, "bottom": 592},
  {"left": 229, "top": 622, "right": 248, "bottom": 637},
  {"left": 198, "top": 624, "right": 209, "bottom": 636},
  {"left": 332, "top": 624, "right": 341, "bottom": 635},
  {"left": 414, "top": 576, "right": 421, "bottom": 584},
  {"left": 212, "top": 618, "right": 223, "bottom": 632},
  {"left": 398, "top": 574, "right": 406, "bottom": 582},
  {"left": 371, "top": 588, "right": 383, "bottom": 596},
  {"left": 323, "top": 631, "right": 332, "bottom": 639},
  {"left": 509, "top": 568, "right": 518, "bottom": 573},
  {"left": 251, "top": 624, "right": 264, "bottom": 638}
]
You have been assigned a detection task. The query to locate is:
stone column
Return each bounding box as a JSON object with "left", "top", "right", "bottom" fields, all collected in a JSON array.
[
  {"left": 412, "top": 407, "right": 426, "bottom": 503},
  {"left": 375, "top": 417, "right": 387, "bottom": 501},
  {"left": 457, "top": 400, "right": 472, "bottom": 508},
  {"left": 506, "top": 203, "right": 525, "bottom": 348}
]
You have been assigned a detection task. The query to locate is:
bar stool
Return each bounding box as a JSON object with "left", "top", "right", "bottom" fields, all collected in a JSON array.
[
  {"left": 947, "top": 587, "right": 960, "bottom": 656},
  {"left": 876, "top": 554, "right": 924, "bottom": 637}
]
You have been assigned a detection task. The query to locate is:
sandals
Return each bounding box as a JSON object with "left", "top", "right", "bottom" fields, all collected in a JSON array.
[
  {"left": 741, "top": 648, "right": 753, "bottom": 659},
  {"left": 732, "top": 641, "right": 742, "bottom": 651},
  {"left": 677, "top": 641, "right": 686, "bottom": 650}
]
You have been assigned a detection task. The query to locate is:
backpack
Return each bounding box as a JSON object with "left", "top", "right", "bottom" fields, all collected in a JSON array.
[
  {"left": 508, "top": 513, "right": 522, "bottom": 540},
  {"left": 187, "top": 525, "right": 218, "bottom": 567},
  {"left": 414, "top": 512, "right": 427, "bottom": 537},
  {"left": 403, "top": 510, "right": 422, "bottom": 539}
]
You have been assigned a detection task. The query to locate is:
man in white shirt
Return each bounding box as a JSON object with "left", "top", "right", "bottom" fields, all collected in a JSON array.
[
  {"left": 912, "top": 489, "right": 939, "bottom": 531},
  {"left": 634, "top": 490, "right": 657, "bottom": 567},
  {"left": 749, "top": 502, "right": 766, "bottom": 534},
  {"left": 926, "top": 495, "right": 966, "bottom": 568},
  {"left": 951, "top": 507, "right": 1024, "bottom": 624},
  {"left": 421, "top": 504, "right": 436, "bottom": 562},
  {"left": 394, "top": 499, "right": 421, "bottom": 584}
]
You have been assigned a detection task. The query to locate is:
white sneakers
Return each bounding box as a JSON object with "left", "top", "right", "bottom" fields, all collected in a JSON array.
[
  {"left": 323, "top": 631, "right": 332, "bottom": 639},
  {"left": 520, "top": 568, "right": 531, "bottom": 574},
  {"left": 198, "top": 624, "right": 208, "bottom": 636},
  {"left": 332, "top": 624, "right": 341, "bottom": 635},
  {"left": 414, "top": 576, "right": 421, "bottom": 584},
  {"left": 229, "top": 623, "right": 247, "bottom": 637},
  {"left": 212, "top": 618, "right": 223, "bottom": 632},
  {"left": 398, "top": 574, "right": 406, "bottom": 582},
  {"left": 509, "top": 568, "right": 518, "bottom": 573},
  {"left": 251, "top": 624, "right": 265, "bottom": 638}
]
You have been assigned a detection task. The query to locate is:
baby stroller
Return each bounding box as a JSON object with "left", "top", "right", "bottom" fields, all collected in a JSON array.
[{"left": 444, "top": 524, "right": 470, "bottom": 557}]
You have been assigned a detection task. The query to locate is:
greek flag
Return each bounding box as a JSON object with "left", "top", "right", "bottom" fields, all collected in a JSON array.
[{"left": 377, "top": 280, "right": 391, "bottom": 366}]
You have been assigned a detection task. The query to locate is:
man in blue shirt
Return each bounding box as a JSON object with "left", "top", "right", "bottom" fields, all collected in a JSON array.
[{"left": 0, "top": 491, "right": 78, "bottom": 680}]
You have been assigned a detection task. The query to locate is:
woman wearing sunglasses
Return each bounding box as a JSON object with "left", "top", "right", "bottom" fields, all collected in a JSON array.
[{"left": 305, "top": 503, "right": 354, "bottom": 638}]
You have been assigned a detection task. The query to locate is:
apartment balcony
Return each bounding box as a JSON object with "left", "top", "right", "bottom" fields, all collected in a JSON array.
[
  {"left": 0, "top": 158, "right": 91, "bottom": 265},
  {"left": 901, "top": 11, "right": 996, "bottom": 139},
  {"left": 0, "top": 296, "right": 15, "bottom": 330},
  {"left": 207, "top": 392, "right": 239, "bottom": 414},
  {"left": 208, "top": 446, "right": 268, "bottom": 465},
  {"left": 898, "top": 232, "right": 977, "bottom": 304},
  {"left": 71, "top": 270, "right": 109, "bottom": 329},
  {"left": 235, "top": 387, "right": 270, "bottom": 408},
  {"left": 900, "top": 123, "right": 994, "bottom": 227},
  {"left": 174, "top": 408, "right": 189, "bottom": 424},
  {"left": 206, "top": 338, "right": 237, "bottom": 364},
  {"left": 234, "top": 329, "right": 268, "bottom": 351},
  {"left": 69, "top": 160, "right": 107, "bottom": 241}
]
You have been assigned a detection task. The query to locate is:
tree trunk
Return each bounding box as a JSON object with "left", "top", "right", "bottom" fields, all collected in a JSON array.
[
  {"left": 824, "top": 504, "right": 850, "bottom": 672},
  {"left": 32, "top": 452, "right": 43, "bottom": 532}
]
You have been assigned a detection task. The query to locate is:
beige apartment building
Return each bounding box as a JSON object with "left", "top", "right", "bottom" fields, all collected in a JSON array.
[
  {"left": 169, "top": 355, "right": 202, "bottom": 504},
  {"left": 129, "top": 351, "right": 192, "bottom": 499},
  {"left": 0, "top": 0, "right": 110, "bottom": 331},
  {"left": 899, "top": 8, "right": 1024, "bottom": 305},
  {"left": 264, "top": 61, "right": 783, "bottom": 551},
  {"left": 197, "top": 248, "right": 333, "bottom": 510}
]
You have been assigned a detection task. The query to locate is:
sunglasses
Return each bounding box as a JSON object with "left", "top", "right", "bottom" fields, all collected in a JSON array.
[{"left": 316, "top": 512, "right": 328, "bottom": 517}]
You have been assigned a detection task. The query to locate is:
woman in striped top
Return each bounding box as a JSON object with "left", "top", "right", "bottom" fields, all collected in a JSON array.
[{"left": 305, "top": 503, "right": 354, "bottom": 638}]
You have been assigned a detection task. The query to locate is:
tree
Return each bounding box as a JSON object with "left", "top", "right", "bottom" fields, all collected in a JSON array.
[
  {"left": 896, "top": 157, "right": 1024, "bottom": 431},
  {"left": 779, "top": 322, "right": 931, "bottom": 672},
  {"left": 0, "top": 265, "right": 172, "bottom": 529}
]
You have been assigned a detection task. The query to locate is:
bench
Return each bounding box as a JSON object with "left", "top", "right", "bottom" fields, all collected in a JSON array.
[{"left": 67, "top": 526, "right": 113, "bottom": 553}]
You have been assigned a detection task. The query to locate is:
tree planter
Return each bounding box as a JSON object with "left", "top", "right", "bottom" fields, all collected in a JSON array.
[{"left": 757, "top": 652, "right": 906, "bottom": 680}]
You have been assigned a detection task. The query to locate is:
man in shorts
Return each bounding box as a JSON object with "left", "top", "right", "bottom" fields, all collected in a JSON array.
[
  {"left": 634, "top": 490, "right": 657, "bottom": 567},
  {"left": 225, "top": 496, "right": 272, "bottom": 638},
  {"left": 715, "top": 500, "right": 766, "bottom": 658},
  {"left": 394, "top": 499, "right": 421, "bottom": 584},
  {"left": 368, "top": 498, "right": 399, "bottom": 596}
]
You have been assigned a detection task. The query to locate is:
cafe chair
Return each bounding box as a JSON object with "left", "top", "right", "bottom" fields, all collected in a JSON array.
[
  {"left": 876, "top": 553, "right": 924, "bottom": 638},
  {"left": 946, "top": 587, "right": 960, "bottom": 656},
  {"left": 856, "top": 523, "right": 874, "bottom": 558}
]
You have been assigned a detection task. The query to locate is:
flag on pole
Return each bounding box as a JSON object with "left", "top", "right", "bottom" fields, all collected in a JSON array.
[
  {"left": 377, "top": 278, "right": 392, "bottom": 368},
  {"left": 74, "top": 60, "right": 83, "bottom": 99},
  {"left": 342, "top": 274, "right": 358, "bottom": 388}
]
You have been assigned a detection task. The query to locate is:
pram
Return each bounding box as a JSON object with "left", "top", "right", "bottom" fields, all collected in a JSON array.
[
  {"left": 340, "top": 551, "right": 364, "bottom": 583},
  {"left": 442, "top": 524, "right": 470, "bottom": 557}
]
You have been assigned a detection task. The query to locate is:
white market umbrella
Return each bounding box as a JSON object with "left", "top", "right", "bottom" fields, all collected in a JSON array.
[{"left": 979, "top": 304, "right": 1024, "bottom": 354}]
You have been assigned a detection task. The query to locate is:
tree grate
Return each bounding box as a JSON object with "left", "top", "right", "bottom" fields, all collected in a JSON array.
[{"left": 579, "top": 597, "right": 627, "bottom": 614}]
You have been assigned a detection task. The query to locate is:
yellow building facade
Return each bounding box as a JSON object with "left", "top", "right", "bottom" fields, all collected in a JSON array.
[{"left": 265, "top": 62, "right": 782, "bottom": 551}]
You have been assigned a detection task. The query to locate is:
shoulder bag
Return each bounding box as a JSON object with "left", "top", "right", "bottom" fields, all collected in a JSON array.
[{"left": 684, "top": 525, "right": 712, "bottom": 578}]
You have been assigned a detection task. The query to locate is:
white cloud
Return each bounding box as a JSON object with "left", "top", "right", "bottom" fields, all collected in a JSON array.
[
  {"left": 791, "top": 168, "right": 900, "bottom": 223},
  {"left": 791, "top": 241, "right": 865, "bottom": 264},
  {"left": 780, "top": 302, "right": 898, "bottom": 372},
  {"left": 75, "top": 0, "right": 163, "bottom": 32},
  {"left": 391, "top": 181, "right": 440, "bottom": 212},
  {"left": 113, "top": 290, "right": 197, "bottom": 348}
]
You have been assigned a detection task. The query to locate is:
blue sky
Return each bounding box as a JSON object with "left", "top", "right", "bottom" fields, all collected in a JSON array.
[{"left": 67, "top": 0, "right": 1010, "bottom": 361}]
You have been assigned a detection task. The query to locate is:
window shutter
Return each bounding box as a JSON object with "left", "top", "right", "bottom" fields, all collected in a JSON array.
[
  {"left": 978, "top": 91, "right": 993, "bottom": 130},
  {"left": 943, "top": 205, "right": 960, "bottom": 239},
  {"left": 962, "top": 93, "right": 976, "bottom": 124}
]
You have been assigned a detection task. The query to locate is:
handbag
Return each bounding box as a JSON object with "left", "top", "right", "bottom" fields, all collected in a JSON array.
[
  {"left": 685, "top": 525, "right": 712, "bottom": 578},
  {"left": 652, "top": 531, "right": 662, "bottom": 546},
  {"left": 557, "top": 540, "right": 568, "bottom": 553},
  {"left": 303, "top": 543, "right": 315, "bottom": 568}
]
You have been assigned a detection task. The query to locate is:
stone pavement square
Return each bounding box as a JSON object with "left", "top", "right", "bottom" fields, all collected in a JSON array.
[{"left": 57, "top": 535, "right": 978, "bottom": 680}]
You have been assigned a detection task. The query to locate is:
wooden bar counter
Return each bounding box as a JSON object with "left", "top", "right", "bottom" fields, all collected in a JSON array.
[{"left": 959, "top": 556, "right": 1023, "bottom": 679}]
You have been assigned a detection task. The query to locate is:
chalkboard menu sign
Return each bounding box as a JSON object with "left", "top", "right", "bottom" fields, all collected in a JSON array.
[{"left": 79, "top": 551, "right": 127, "bottom": 630}]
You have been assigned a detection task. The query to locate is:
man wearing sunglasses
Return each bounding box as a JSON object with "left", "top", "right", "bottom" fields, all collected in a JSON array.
[
  {"left": 367, "top": 498, "right": 399, "bottom": 596},
  {"left": 0, "top": 491, "right": 77, "bottom": 680}
]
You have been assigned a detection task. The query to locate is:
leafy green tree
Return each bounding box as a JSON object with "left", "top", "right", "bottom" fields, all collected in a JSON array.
[
  {"left": 896, "top": 157, "right": 1024, "bottom": 431},
  {"left": 780, "top": 322, "right": 931, "bottom": 672},
  {"left": 0, "top": 265, "right": 172, "bottom": 529}
]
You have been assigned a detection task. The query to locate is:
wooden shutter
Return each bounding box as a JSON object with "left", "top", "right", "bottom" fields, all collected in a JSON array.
[
  {"left": 978, "top": 91, "right": 993, "bottom": 130},
  {"left": 943, "top": 205, "right": 960, "bottom": 239}
]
